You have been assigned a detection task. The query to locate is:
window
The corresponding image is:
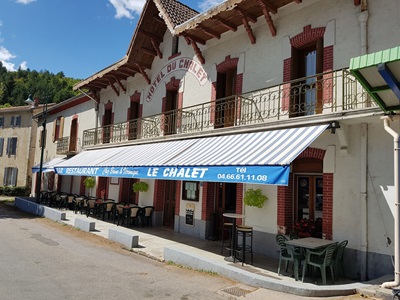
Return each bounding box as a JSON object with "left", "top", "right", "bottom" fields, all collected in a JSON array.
[
  {"left": 10, "top": 115, "right": 21, "bottom": 127},
  {"left": 0, "top": 116, "right": 4, "bottom": 128},
  {"left": 0, "top": 137, "right": 3, "bottom": 156},
  {"left": 53, "top": 116, "right": 64, "bottom": 142},
  {"left": 172, "top": 36, "right": 179, "bottom": 56},
  {"left": 3, "top": 167, "right": 18, "bottom": 186},
  {"left": 182, "top": 181, "right": 199, "bottom": 201},
  {"left": 6, "top": 137, "right": 17, "bottom": 156},
  {"left": 39, "top": 129, "right": 47, "bottom": 148}
]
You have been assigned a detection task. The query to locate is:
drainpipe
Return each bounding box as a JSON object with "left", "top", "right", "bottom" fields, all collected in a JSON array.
[
  {"left": 382, "top": 117, "right": 400, "bottom": 289},
  {"left": 360, "top": 123, "right": 368, "bottom": 281},
  {"left": 358, "top": 6, "right": 369, "bottom": 55}
]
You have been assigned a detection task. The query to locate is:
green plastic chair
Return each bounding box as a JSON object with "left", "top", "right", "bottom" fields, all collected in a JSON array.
[
  {"left": 302, "top": 243, "right": 337, "bottom": 285},
  {"left": 333, "top": 240, "right": 348, "bottom": 279},
  {"left": 276, "top": 234, "right": 304, "bottom": 281}
]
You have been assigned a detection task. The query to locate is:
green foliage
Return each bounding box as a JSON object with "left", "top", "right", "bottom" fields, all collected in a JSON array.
[
  {"left": 83, "top": 177, "right": 96, "bottom": 189},
  {"left": 132, "top": 181, "right": 149, "bottom": 193},
  {"left": 0, "top": 186, "right": 29, "bottom": 196},
  {"left": 243, "top": 188, "right": 268, "bottom": 208},
  {"left": 0, "top": 62, "right": 81, "bottom": 106}
]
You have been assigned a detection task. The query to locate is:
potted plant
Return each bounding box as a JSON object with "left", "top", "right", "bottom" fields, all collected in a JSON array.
[
  {"left": 83, "top": 176, "right": 95, "bottom": 197},
  {"left": 293, "top": 218, "right": 322, "bottom": 238},
  {"left": 243, "top": 188, "right": 268, "bottom": 208},
  {"left": 132, "top": 181, "right": 149, "bottom": 193}
]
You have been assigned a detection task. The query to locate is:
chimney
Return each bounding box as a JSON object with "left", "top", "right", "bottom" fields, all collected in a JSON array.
[{"left": 34, "top": 97, "right": 39, "bottom": 107}]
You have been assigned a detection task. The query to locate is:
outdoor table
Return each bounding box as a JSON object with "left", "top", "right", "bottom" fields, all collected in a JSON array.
[
  {"left": 285, "top": 237, "right": 336, "bottom": 251},
  {"left": 222, "top": 213, "right": 245, "bottom": 262},
  {"left": 285, "top": 237, "right": 337, "bottom": 281}
]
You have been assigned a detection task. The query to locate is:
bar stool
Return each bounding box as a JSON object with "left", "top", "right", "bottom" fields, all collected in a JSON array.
[
  {"left": 235, "top": 225, "right": 253, "bottom": 266},
  {"left": 220, "top": 222, "right": 233, "bottom": 255}
]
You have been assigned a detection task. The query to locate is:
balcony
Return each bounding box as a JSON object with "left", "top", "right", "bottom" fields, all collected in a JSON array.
[
  {"left": 82, "top": 69, "right": 374, "bottom": 148},
  {"left": 56, "top": 136, "right": 80, "bottom": 155}
]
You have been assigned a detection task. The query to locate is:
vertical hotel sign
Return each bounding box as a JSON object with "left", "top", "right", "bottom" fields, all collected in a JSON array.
[{"left": 146, "top": 57, "right": 208, "bottom": 102}]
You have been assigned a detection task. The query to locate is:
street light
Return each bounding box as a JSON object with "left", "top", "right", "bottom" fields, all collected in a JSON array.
[
  {"left": 350, "top": 45, "right": 400, "bottom": 289},
  {"left": 25, "top": 94, "right": 48, "bottom": 203}
]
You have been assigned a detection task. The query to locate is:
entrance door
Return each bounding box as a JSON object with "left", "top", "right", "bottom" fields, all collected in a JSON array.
[
  {"left": 290, "top": 40, "right": 323, "bottom": 116},
  {"left": 164, "top": 90, "right": 178, "bottom": 135},
  {"left": 103, "top": 108, "right": 112, "bottom": 143},
  {"left": 294, "top": 175, "right": 323, "bottom": 221},
  {"left": 163, "top": 180, "right": 176, "bottom": 227},
  {"left": 215, "top": 68, "right": 236, "bottom": 128},
  {"left": 215, "top": 182, "right": 237, "bottom": 239},
  {"left": 128, "top": 101, "right": 139, "bottom": 140},
  {"left": 69, "top": 118, "right": 78, "bottom": 152}
]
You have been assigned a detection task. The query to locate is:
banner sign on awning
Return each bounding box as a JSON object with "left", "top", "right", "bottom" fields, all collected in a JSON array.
[{"left": 55, "top": 165, "right": 290, "bottom": 185}]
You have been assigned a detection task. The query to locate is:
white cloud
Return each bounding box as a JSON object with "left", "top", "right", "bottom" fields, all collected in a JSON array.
[
  {"left": 199, "top": 0, "right": 224, "bottom": 12},
  {"left": 19, "top": 61, "right": 28, "bottom": 70},
  {"left": 108, "top": 0, "right": 145, "bottom": 19},
  {"left": 0, "top": 46, "right": 19, "bottom": 71},
  {"left": 16, "top": 0, "right": 36, "bottom": 4},
  {"left": 0, "top": 46, "right": 15, "bottom": 61}
]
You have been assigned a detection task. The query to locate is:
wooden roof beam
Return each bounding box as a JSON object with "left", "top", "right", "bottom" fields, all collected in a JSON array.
[
  {"left": 258, "top": 0, "right": 277, "bottom": 36},
  {"left": 187, "top": 37, "right": 205, "bottom": 64},
  {"left": 128, "top": 60, "right": 152, "bottom": 70},
  {"left": 89, "top": 91, "right": 100, "bottom": 103},
  {"left": 235, "top": 8, "right": 257, "bottom": 23},
  {"left": 213, "top": 16, "right": 237, "bottom": 32},
  {"left": 294, "top": 0, "right": 302, "bottom": 3},
  {"left": 150, "top": 39, "right": 163, "bottom": 59},
  {"left": 116, "top": 69, "right": 136, "bottom": 78},
  {"left": 153, "top": 14, "right": 165, "bottom": 25},
  {"left": 257, "top": 0, "right": 277, "bottom": 14},
  {"left": 106, "top": 78, "right": 119, "bottom": 96},
  {"left": 198, "top": 25, "right": 221, "bottom": 39},
  {"left": 138, "top": 29, "right": 163, "bottom": 43},
  {"left": 235, "top": 9, "right": 256, "bottom": 44},
  {"left": 181, "top": 33, "right": 206, "bottom": 45},
  {"left": 135, "top": 63, "right": 151, "bottom": 84},
  {"left": 112, "top": 75, "right": 126, "bottom": 93},
  {"left": 141, "top": 47, "right": 158, "bottom": 57}
]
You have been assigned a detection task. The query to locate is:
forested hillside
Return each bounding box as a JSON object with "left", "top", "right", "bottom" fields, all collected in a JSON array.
[{"left": 0, "top": 61, "right": 81, "bottom": 107}]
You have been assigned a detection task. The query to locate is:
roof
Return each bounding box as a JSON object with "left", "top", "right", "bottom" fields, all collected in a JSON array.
[
  {"left": 349, "top": 45, "right": 400, "bottom": 112},
  {"left": 74, "top": 0, "right": 361, "bottom": 92}
]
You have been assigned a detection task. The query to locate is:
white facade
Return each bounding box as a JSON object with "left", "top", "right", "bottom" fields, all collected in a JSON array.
[{"left": 34, "top": 0, "right": 400, "bottom": 280}]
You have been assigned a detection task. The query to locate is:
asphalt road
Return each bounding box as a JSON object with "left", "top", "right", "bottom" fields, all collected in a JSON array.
[{"left": 0, "top": 202, "right": 381, "bottom": 300}]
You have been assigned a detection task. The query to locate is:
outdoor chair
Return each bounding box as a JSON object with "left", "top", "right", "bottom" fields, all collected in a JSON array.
[
  {"left": 101, "top": 200, "right": 115, "bottom": 221},
  {"left": 276, "top": 234, "right": 304, "bottom": 281},
  {"left": 86, "top": 198, "right": 98, "bottom": 218},
  {"left": 301, "top": 243, "right": 337, "bottom": 285},
  {"left": 141, "top": 206, "right": 154, "bottom": 226},
  {"left": 333, "top": 240, "right": 348, "bottom": 279},
  {"left": 114, "top": 204, "right": 126, "bottom": 225},
  {"left": 128, "top": 206, "right": 141, "bottom": 227}
]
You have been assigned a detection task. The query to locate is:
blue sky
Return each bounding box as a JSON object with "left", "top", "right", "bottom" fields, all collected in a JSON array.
[{"left": 0, "top": 0, "right": 223, "bottom": 80}]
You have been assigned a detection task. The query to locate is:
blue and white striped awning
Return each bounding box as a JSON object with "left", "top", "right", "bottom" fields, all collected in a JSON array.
[
  {"left": 54, "top": 125, "right": 328, "bottom": 185},
  {"left": 32, "top": 157, "right": 68, "bottom": 173}
]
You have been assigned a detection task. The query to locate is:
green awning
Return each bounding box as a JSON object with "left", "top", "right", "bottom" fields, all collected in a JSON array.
[{"left": 349, "top": 46, "right": 400, "bottom": 112}]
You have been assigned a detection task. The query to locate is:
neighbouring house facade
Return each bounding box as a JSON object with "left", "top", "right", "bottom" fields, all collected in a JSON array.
[
  {"left": 29, "top": 94, "right": 97, "bottom": 196},
  {"left": 31, "top": 0, "right": 400, "bottom": 280},
  {"left": 0, "top": 105, "right": 38, "bottom": 190}
]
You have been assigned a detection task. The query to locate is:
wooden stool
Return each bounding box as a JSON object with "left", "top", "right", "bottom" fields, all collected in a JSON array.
[{"left": 236, "top": 225, "right": 253, "bottom": 266}]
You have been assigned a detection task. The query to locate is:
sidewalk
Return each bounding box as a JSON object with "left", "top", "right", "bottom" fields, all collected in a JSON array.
[{"left": 13, "top": 197, "right": 394, "bottom": 299}]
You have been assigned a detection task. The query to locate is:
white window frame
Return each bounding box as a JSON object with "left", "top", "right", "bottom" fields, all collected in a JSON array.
[{"left": 3, "top": 167, "right": 18, "bottom": 186}]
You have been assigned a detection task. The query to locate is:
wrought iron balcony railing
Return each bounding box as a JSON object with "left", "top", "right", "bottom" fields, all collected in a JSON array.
[
  {"left": 82, "top": 69, "right": 373, "bottom": 147},
  {"left": 56, "top": 136, "right": 80, "bottom": 155}
]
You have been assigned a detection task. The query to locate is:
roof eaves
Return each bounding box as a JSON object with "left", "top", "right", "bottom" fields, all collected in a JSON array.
[
  {"left": 174, "top": 0, "right": 244, "bottom": 34},
  {"left": 73, "top": 56, "right": 129, "bottom": 91}
]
